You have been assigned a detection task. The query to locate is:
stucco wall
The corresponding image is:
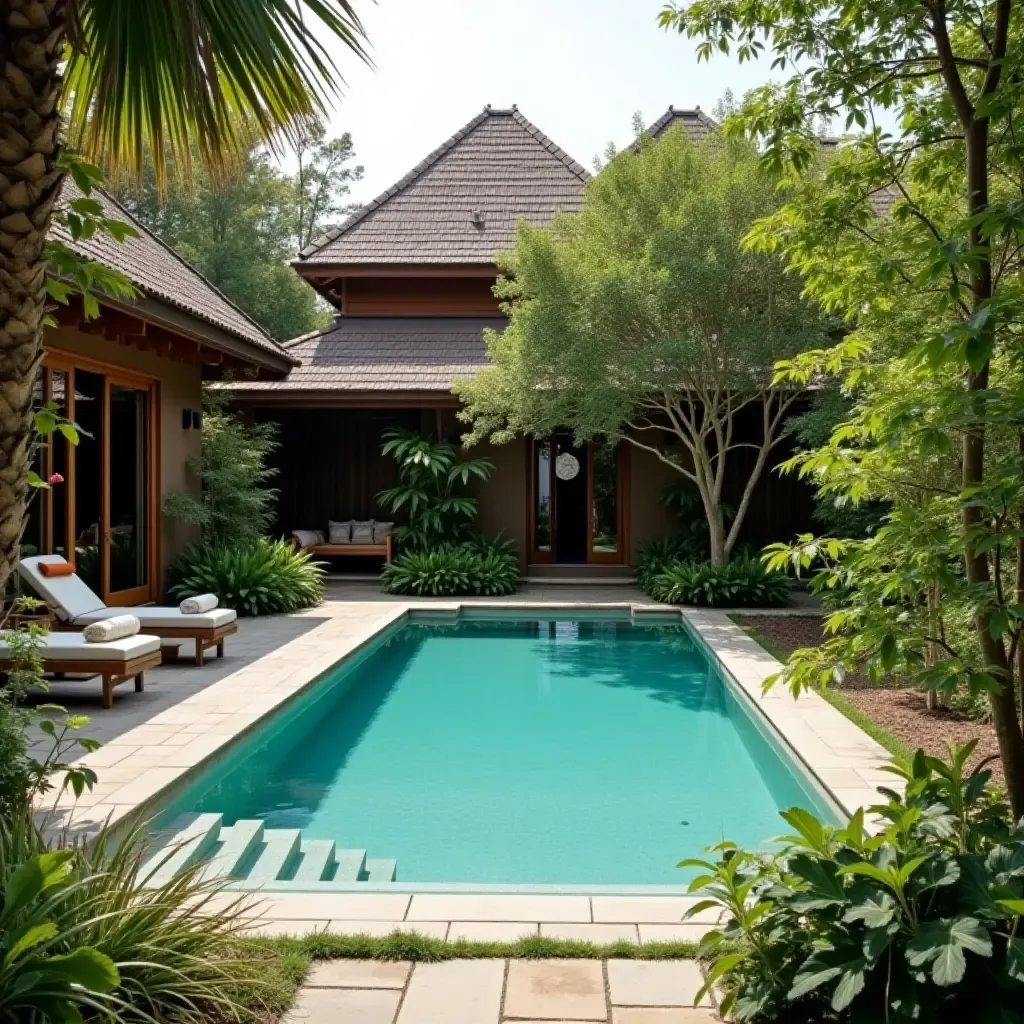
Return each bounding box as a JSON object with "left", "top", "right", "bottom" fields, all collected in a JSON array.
[
  {"left": 627, "top": 444, "right": 679, "bottom": 563},
  {"left": 46, "top": 327, "right": 203, "bottom": 591},
  {"left": 471, "top": 437, "right": 529, "bottom": 567}
]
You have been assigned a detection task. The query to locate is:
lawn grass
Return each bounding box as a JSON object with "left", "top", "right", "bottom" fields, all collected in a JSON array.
[
  {"left": 731, "top": 618, "right": 913, "bottom": 761},
  {"left": 234, "top": 931, "right": 701, "bottom": 1021}
]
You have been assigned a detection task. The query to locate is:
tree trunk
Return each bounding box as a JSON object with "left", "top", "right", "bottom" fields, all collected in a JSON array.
[
  {"left": 707, "top": 503, "right": 727, "bottom": 566},
  {"left": 0, "top": 0, "right": 67, "bottom": 595},
  {"left": 960, "top": 116, "right": 1024, "bottom": 819}
]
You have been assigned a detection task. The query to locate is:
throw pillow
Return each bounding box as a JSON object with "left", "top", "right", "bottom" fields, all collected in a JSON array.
[
  {"left": 373, "top": 521, "right": 395, "bottom": 545},
  {"left": 328, "top": 520, "right": 354, "bottom": 544},
  {"left": 351, "top": 520, "right": 374, "bottom": 544}
]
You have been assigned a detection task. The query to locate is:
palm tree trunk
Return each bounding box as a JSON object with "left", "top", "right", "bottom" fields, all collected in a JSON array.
[{"left": 0, "top": 0, "right": 67, "bottom": 593}]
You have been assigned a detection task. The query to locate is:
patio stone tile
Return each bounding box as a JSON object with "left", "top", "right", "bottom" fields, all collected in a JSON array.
[
  {"left": 254, "top": 893, "right": 411, "bottom": 920},
  {"left": 80, "top": 745, "right": 140, "bottom": 767},
  {"left": 326, "top": 920, "right": 449, "bottom": 939},
  {"left": 612, "top": 1011, "right": 717, "bottom": 1023},
  {"left": 638, "top": 924, "right": 715, "bottom": 944},
  {"left": 305, "top": 959, "right": 410, "bottom": 988},
  {"left": 448, "top": 921, "right": 538, "bottom": 941},
  {"left": 504, "top": 959, "right": 606, "bottom": 1021},
  {"left": 540, "top": 923, "right": 638, "bottom": 944},
  {"left": 397, "top": 959, "right": 505, "bottom": 1024},
  {"left": 607, "top": 960, "right": 707, "bottom": 1007},
  {"left": 283, "top": 986, "right": 400, "bottom": 1024},
  {"left": 592, "top": 898, "right": 701, "bottom": 924},
  {"left": 407, "top": 894, "right": 590, "bottom": 923}
]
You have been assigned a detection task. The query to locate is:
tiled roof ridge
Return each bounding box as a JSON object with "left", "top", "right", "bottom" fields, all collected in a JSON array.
[
  {"left": 280, "top": 320, "right": 339, "bottom": 349},
  {"left": 296, "top": 105, "right": 589, "bottom": 262},
  {"left": 647, "top": 105, "right": 720, "bottom": 136},
  {"left": 88, "top": 184, "right": 294, "bottom": 361}
]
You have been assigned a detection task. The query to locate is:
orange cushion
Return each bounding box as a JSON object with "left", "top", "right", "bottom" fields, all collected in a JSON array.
[{"left": 39, "top": 560, "right": 75, "bottom": 578}]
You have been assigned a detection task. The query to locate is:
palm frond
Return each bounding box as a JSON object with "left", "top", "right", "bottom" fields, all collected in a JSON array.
[{"left": 63, "top": 0, "right": 370, "bottom": 184}]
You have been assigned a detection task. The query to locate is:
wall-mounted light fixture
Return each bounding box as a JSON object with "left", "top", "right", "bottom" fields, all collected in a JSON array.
[
  {"left": 192, "top": 410, "right": 201, "bottom": 430},
  {"left": 182, "top": 408, "right": 192, "bottom": 429}
]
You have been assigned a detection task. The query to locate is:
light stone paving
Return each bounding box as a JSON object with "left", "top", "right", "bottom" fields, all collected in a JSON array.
[
  {"left": 33, "top": 583, "right": 889, "bottom": 941},
  {"left": 281, "top": 958, "right": 718, "bottom": 1024}
]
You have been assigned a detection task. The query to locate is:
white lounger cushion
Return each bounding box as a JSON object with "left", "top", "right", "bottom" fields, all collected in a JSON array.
[
  {"left": 73, "top": 607, "right": 237, "bottom": 629},
  {"left": 18, "top": 555, "right": 237, "bottom": 629},
  {"left": 18, "top": 555, "right": 106, "bottom": 620},
  {"left": 0, "top": 632, "right": 159, "bottom": 662}
]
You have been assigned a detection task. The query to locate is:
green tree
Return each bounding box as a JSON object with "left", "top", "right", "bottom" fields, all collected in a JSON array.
[
  {"left": 295, "top": 116, "right": 363, "bottom": 250},
  {"left": 0, "top": 0, "right": 368, "bottom": 595},
  {"left": 661, "top": 0, "right": 1024, "bottom": 812},
  {"left": 109, "top": 143, "right": 332, "bottom": 341},
  {"left": 164, "top": 389, "right": 279, "bottom": 550},
  {"left": 457, "top": 127, "right": 830, "bottom": 564}
]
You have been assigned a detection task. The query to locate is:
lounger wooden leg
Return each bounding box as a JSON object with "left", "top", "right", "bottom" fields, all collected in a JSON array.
[
  {"left": 216, "top": 640, "right": 225, "bottom": 658},
  {"left": 102, "top": 676, "right": 113, "bottom": 710},
  {"left": 196, "top": 640, "right": 205, "bottom": 667},
  {"left": 135, "top": 672, "right": 145, "bottom": 693}
]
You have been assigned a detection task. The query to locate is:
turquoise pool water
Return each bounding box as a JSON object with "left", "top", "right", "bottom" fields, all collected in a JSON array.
[{"left": 163, "top": 615, "right": 837, "bottom": 885}]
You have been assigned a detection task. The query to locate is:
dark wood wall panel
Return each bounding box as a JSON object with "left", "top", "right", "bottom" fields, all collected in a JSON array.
[
  {"left": 256, "top": 408, "right": 420, "bottom": 535},
  {"left": 343, "top": 276, "right": 500, "bottom": 316}
]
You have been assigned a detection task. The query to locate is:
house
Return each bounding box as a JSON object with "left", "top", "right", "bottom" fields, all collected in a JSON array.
[
  {"left": 22, "top": 184, "right": 296, "bottom": 603},
  {"left": 226, "top": 106, "right": 815, "bottom": 574}
]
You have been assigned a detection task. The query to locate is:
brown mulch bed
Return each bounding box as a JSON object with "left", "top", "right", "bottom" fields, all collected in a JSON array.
[{"left": 734, "top": 614, "right": 1005, "bottom": 786}]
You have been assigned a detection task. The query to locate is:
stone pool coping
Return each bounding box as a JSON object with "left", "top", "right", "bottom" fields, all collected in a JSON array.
[{"left": 43, "top": 600, "right": 890, "bottom": 933}]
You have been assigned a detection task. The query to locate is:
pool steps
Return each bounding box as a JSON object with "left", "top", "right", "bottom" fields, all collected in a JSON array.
[{"left": 141, "top": 814, "right": 397, "bottom": 889}]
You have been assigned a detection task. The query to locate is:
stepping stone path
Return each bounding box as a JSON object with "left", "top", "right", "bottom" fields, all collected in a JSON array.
[{"left": 283, "top": 958, "right": 717, "bottom": 1023}]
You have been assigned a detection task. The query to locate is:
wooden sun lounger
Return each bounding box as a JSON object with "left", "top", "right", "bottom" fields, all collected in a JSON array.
[
  {"left": 294, "top": 533, "right": 393, "bottom": 563},
  {"left": 0, "top": 649, "right": 162, "bottom": 709}
]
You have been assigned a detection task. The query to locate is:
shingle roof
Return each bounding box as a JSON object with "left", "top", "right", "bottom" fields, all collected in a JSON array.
[
  {"left": 296, "top": 107, "right": 589, "bottom": 266},
  {"left": 227, "top": 317, "right": 502, "bottom": 393},
  {"left": 648, "top": 107, "right": 719, "bottom": 141},
  {"left": 52, "top": 180, "right": 296, "bottom": 366}
]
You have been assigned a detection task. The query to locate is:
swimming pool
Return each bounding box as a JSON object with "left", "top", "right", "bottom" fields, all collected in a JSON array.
[{"left": 159, "top": 613, "right": 838, "bottom": 886}]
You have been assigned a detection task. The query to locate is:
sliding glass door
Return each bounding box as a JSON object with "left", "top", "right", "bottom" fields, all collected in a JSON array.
[{"left": 26, "top": 357, "right": 158, "bottom": 604}]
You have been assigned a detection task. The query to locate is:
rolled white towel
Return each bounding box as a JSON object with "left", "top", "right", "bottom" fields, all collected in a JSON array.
[
  {"left": 179, "top": 593, "right": 219, "bottom": 614},
  {"left": 83, "top": 614, "right": 141, "bottom": 643}
]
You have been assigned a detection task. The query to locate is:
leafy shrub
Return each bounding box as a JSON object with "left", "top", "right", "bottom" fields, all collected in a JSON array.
[
  {"left": 0, "top": 815, "right": 271, "bottom": 1023},
  {"left": 382, "top": 548, "right": 519, "bottom": 596},
  {"left": 377, "top": 429, "right": 493, "bottom": 550},
  {"left": 687, "top": 742, "right": 1024, "bottom": 1023},
  {"left": 649, "top": 555, "right": 789, "bottom": 607},
  {"left": 460, "top": 532, "right": 519, "bottom": 560},
  {"left": 636, "top": 536, "right": 702, "bottom": 592},
  {"left": 660, "top": 479, "right": 734, "bottom": 559},
  {"left": 164, "top": 388, "right": 279, "bottom": 549},
  {"left": 169, "top": 538, "right": 326, "bottom": 616}
]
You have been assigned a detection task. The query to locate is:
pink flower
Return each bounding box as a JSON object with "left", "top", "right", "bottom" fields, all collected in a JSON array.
[{"left": 48, "top": 472, "right": 64, "bottom": 485}]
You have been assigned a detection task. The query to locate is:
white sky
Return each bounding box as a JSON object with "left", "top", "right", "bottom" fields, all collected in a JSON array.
[{"left": 313, "top": 0, "right": 782, "bottom": 204}]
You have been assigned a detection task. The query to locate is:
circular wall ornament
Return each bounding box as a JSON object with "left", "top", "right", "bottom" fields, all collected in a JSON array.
[{"left": 555, "top": 452, "right": 580, "bottom": 481}]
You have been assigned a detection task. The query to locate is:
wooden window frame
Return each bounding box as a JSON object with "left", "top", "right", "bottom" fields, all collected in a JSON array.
[{"left": 41, "top": 353, "right": 161, "bottom": 605}]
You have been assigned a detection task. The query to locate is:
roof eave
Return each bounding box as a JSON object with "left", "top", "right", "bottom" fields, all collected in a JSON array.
[{"left": 99, "top": 291, "right": 299, "bottom": 375}]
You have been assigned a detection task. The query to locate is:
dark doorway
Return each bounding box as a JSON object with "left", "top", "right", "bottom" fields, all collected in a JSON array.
[{"left": 553, "top": 432, "right": 588, "bottom": 563}]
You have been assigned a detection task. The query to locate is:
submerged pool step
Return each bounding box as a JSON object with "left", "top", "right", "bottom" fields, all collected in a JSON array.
[
  {"left": 141, "top": 813, "right": 223, "bottom": 887},
  {"left": 247, "top": 829, "right": 302, "bottom": 888},
  {"left": 363, "top": 858, "right": 397, "bottom": 882},
  {"left": 144, "top": 815, "right": 397, "bottom": 889},
  {"left": 293, "top": 839, "right": 336, "bottom": 884},
  {"left": 200, "top": 820, "right": 265, "bottom": 882}
]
